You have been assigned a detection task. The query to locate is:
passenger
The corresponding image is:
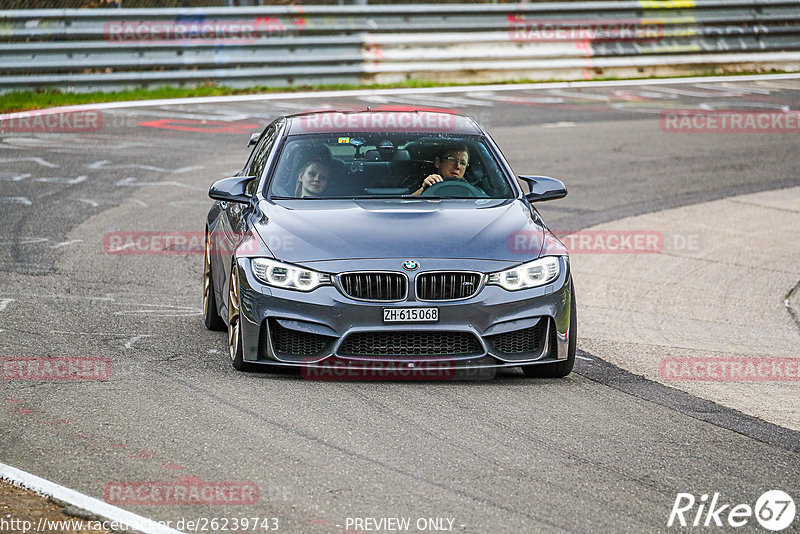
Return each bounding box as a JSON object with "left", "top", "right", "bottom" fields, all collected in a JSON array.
[
  {"left": 295, "top": 160, "right": 332, "bottom": 198},
  {"left": 411, "top": 144, "right": 471, "bottom": 196}
]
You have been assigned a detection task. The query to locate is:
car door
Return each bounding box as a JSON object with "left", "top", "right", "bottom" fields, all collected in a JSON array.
[{"left": 213, "top": 124, "right": 280, "bottom": 318}]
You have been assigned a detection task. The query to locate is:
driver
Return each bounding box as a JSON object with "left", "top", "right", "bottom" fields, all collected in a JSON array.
[{"left": 411, "top": 145, "right": 471, "bottom": 196}]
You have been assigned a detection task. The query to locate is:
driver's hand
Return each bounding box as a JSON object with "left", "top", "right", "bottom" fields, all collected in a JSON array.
[{"left": 422, "top": 174, "right": 443, "bottom": 189}]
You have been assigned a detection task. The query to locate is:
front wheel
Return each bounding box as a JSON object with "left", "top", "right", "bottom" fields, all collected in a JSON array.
[
  {"left": 227, "top": 263, "right": 251, "bottom": 371},
  {"left": 522, "top": 282, "right": 576, "bottom": 378}
]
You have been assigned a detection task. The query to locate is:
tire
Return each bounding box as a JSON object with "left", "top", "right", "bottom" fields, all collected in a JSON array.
[
  {"left": 522, "top": 281, "right": 576, "bottom": 378},
  {"left": 203, "top": 230, "right": 226, "bottom": 331},
  {"left": 227, "top": 262, "right": 252, "bottom": 372}
]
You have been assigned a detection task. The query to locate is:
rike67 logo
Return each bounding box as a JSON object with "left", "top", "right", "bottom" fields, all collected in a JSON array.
[{"left": 668, "top": 490, "right": 796, "bottom": 531}]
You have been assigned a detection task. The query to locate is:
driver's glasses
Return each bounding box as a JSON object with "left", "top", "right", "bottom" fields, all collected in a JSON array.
[{"left": 443, "top": 156, "right": 468, "bottom": 167}]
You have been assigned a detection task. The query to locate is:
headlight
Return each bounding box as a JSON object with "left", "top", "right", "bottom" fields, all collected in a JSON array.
[
  {"left": 251, "top": 258, "right": 330, "bottom": 292},
  {"left": 488, "top": 256, "right": 560, "bottom": 291}
]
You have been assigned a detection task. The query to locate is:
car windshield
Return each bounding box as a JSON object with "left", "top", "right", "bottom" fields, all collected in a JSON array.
[{"left": 266, "top": 133, "right": 515, "bottom": 199}]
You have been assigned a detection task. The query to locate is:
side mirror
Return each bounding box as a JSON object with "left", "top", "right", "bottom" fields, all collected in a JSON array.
[
  {"left": 247, "top": 132, "right": 261, "bottom": 147},
  {"left": 209, "top": 176, "right": 256, "bottom": 204},
  {"left": 519, "top": 175, "right": 568, "bottom": 202}
]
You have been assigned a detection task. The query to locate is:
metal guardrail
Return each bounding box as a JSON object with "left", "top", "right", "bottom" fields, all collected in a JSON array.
[{"left": 1, "top": 1, "right": 799, "bottom": 92}]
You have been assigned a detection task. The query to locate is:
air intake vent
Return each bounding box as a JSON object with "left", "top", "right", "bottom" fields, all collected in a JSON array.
[
  {"left": 338, "top": 331, "right": 482, "bottom": 357},
  {"left": 486, "top": 319, "right": 548, "bottom": 355},
  {"left": 338, "top": 272, "right": 406, "bottom": 301},
  {"left": 416, "top": 272, "right": 482, "bottom": 300},
  {"left": 268, "top": 319, "right": 333, "bottom": 357}
]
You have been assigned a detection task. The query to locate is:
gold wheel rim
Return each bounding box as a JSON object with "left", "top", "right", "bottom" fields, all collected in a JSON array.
[
  {"left": 228, "top": 266, "right": 240, "bottom": 361},
  {"left": 203, "top": 233, "right": 212, "bottom": 314}
]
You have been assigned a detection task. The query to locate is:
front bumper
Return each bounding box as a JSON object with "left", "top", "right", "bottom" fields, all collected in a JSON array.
[{"left": 234, "top": 257, "right": 573, "bottom": 374}]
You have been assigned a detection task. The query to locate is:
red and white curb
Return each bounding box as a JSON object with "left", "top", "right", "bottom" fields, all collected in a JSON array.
[{"left": 0, "top": 461, "right": 184, "bottom": 534}]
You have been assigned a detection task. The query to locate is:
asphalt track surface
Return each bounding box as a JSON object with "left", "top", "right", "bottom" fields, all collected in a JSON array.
[{"left": 1, "top": 79, "right": 800, "bottom": 533}]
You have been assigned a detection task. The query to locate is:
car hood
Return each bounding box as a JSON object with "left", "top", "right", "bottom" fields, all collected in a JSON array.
[{"left": 254, "top": 198, "right": 544, "bottom": 263}]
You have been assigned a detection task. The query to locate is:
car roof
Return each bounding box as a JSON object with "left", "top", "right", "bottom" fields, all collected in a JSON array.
[{"left": 284, "top": 109, "right": 483, "bottom": 136}]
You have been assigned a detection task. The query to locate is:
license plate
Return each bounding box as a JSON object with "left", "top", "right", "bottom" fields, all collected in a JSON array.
[{"left": 383, "top": 307, "right": 439, "bottom": 323}]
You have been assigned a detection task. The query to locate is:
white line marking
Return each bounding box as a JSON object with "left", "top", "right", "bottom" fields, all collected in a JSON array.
[
  {"left": 115, "top": 177, "right": 204, "bottom": 191},
  {"left": 89, "top": 160, "right": 203, "bottom": 174},
  {"left": 130, "top": 109, "right": 253, "bottom": 121},
  {"left": 170, "top": 165, "right": 205, "bottom": 174},
  {"left": 360, "top": 93, "right": 495, "bottom": 108},
  {"left": 0, "top": 298, "right": 15, "bottom": 312},
  {"left": 50, "top": 330, "right": 148, "bottom": 337},
  {"left": 576, "top": 355, "right": 593, "bottom": 361},
  {"left": 0, "top": 157, "right": 58, "bottom": 168},
  {"left": 644, "top": 85, "right": 742, "bottom": 98},
  {"left": 0, "top": 462, "right": 185, "bottom": 534},
  {"left": 132, "top": 198, "right": 149, "bottom": 207},
  {"left": 77, "top": 198, "right": 99, "bottom": 207},
  {"left": 1, "top": 74, "right": 797, "bottom": 117},
  {"left": 124, "top": 334, "right": 151, "bottom": 349},
  {"left": 541, "top": 122, "right": 576, "bottom": 128},
  {"left": 498, "top": 95, "right": 565, "bottom": 104},
  {"left": 611, "top": 88, "right": 679, "bottom": 100},
  {"left": 607, "top": 102, "right": 668, "bottom": 115},
  {"left": 5, "top": 262, "right": 45, "bottom": 271},
  {"left": 115, "top": 307, "right": 202, "bottom": 317},
  {"left": 37, "top": 175, "right": 88, "bottom": 185},
  {"left": 0, "top": 172, "right": 31, "bottom": 182},
  {"left": 0, "top": 237, "right": 48, "bottom": 246},
  {"left": 0, "top": 196, "right": 31, "bottom": 206},
  {"left": 51, "top": 239, "right": 83, "bottom": 249},
  {"left": 167, "top": 199, "right": 211, "bottom": 207},
  {"left": 88, "top": 159, "right": 167, "bottom": 172},
  {"left": 546, "top": 89, "right": 612, "bottom": 101},
  {"left": 426, "top": 95, "right": 497, "bottom": 107},
  {"left": 693, "top": 82, "right": 773, "bottom": 95},
  {"left": 699, "top": 101, "right": 791, "bottom": 112},
  {"left": 0, "top": 293, "right": 113, "bottom": 302}
]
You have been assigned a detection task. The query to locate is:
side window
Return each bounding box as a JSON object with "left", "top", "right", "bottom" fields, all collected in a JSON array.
[{"left": 247, "top": 126, "right": 278, "bottom": 178}]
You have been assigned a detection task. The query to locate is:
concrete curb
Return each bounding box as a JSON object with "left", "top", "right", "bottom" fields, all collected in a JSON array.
[
  {"left": 571, "top": 185, "right": 800, "bottom": 431},
  {"left": 0, "top": 462, "right": 184, "bottom": 534}
]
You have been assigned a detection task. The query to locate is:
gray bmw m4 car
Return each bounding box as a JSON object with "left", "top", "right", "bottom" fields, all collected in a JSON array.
[{"left": 204, "top": 109, "right": 576, "bottom": 379}]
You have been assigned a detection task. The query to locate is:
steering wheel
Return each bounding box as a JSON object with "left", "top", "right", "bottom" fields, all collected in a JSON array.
[{"left": 421, "top": 180, "right": 488, "bottom": 198}]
